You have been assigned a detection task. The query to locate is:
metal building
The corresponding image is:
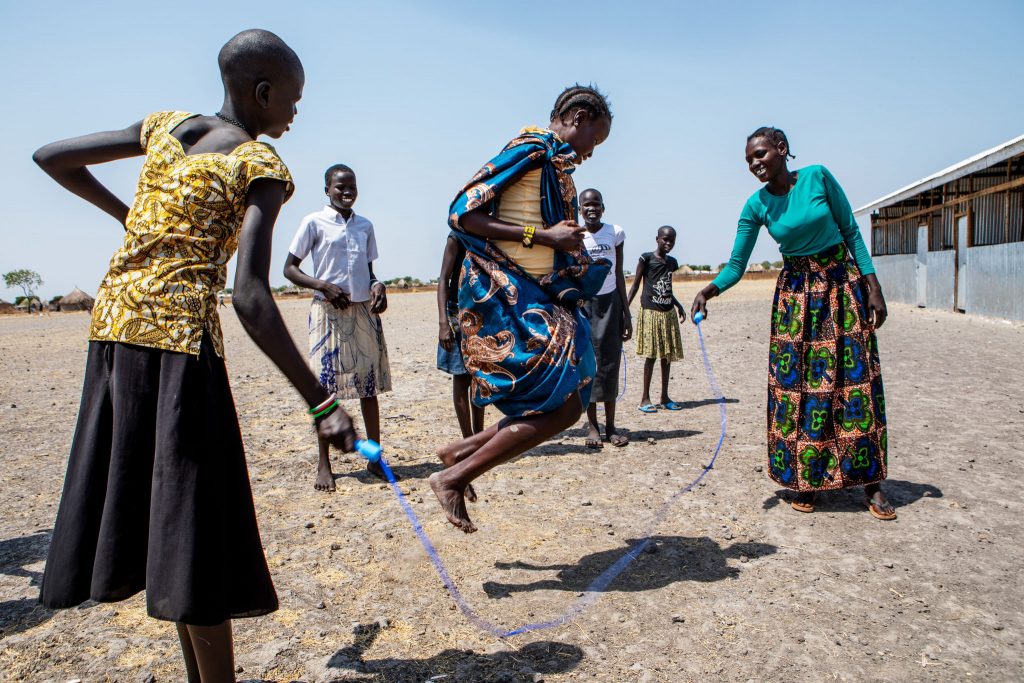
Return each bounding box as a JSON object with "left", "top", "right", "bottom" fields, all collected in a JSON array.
[{"left": 855, "top": 134, "right": 1024, "bottom": 320}]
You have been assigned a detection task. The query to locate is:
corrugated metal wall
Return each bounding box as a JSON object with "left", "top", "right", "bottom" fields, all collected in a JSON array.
[
  {"left": 867, "top": 150, "right": 1023, "bottom": 319},
  {"left": 872, "top": 255, "right": 917, "bottom": 304},
  {"left": 965, "top": 242, "right": 1024, "bottom": 320},
  {"left": 872, "top": 152, "right": 1023, "bottom": 256},
  {"left": 926, "top": 251, "right": 954, "bottom": 310}
]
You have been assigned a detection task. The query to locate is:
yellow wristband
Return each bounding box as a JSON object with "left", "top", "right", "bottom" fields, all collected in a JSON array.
[{"left": 522, "top": 224, "right": 537, "bottom": 248}]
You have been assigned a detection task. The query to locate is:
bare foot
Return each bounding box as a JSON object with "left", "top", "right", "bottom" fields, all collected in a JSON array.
[
  {"left": 429, "top": 472, "right": 477, "bottom": 533},
  {"left": 585, "top": 424, "right": 602, "bottom": 449},
  {"left": 436, "top": 445, "right": 477, "bottom": 503},
  {"left": 315, "top": 464, "right": 336, "bottom": 493}
]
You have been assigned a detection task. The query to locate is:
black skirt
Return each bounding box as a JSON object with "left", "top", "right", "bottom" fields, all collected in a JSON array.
[
  {"left": 583, "top": 291, "right": 624, "bottom": 403},
  {"left": 40, "top": 336, "right": 277, "bottom": 625}
]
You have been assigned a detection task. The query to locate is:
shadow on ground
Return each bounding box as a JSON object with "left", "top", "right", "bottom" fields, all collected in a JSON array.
[
  {"left": 0, "top": 531, "right": 53, "bottom": 637},
  {"left": 325, "top": 622, "right": 582, "bottom": 682},
  {"left": 482, "top": 535, "right": 775, "bottom": 599},
  {"left": 762, "top": 479, "right": 944, "bottom": 512}
]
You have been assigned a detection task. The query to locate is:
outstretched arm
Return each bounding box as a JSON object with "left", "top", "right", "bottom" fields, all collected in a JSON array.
[
  {"left": 33, "top": 121, "right": 145, "bottom": 227},
  {"left": 235, "top": 179, "right": 355, "bottom": 451}
]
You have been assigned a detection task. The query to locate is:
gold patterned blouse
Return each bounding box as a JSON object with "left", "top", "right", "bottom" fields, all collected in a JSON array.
[{"left": 89, "top": 111, "right": 294, "bottom": 357}]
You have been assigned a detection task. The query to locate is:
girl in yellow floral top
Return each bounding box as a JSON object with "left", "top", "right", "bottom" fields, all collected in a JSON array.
[{"left": 33, "top": 30, "right": 356, "bottom": 683}]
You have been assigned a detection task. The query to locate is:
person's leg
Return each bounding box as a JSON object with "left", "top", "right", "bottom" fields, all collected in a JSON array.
[
  {"left": 605, "top": 401, "right": 628, "bottom": 446},
  {"left": 470, "top": 403, "right": 485, "bottom": 435},
  {"left": 452, "top": 374, "right": 474, "bottom": 438},
  {"left": 175, "top": 623, "right": 202, "bottom": 683},
  {"left": 585, "top": 402, "right": 602, "bottom": 448},
  {"left": 430, "top": 394, "right": 583, "bottom": 533},
  {"left": 640, "top": 358, "right": 655, "bottom": 407},
  {"left": 659, "top": 358, "right": 672, "bottom": 405},
  {"left": 315, "top": 434, "right": 335, "bottom": 492},
  {"left": 182, "top": 621, "right": 235, "bottom": 683},
  {"left": 864, "top": 482, "right": 896, "bottom": 519},
  {"left": 360, "top": 396, "right": 387, "bottom": 480}
]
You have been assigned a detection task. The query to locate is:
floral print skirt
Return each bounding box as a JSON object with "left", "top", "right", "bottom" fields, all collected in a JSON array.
[
  {"left": 767, "top": 243, "right": 887, "bottom": 492},
  {"left": 309, "top": 298, "right": 391, "bottom": 400}
]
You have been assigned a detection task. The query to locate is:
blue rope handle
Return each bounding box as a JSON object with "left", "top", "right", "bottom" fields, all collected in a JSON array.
[{"left": 354, "top": 312, "right": 726, "bottom": 638}]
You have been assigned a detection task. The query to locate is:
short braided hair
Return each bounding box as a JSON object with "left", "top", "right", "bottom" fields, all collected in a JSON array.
[
  {"left": 324, "top": 163, "right": 354, "bottom": 185},
  {"left": 550, "top": 84, "right": 613, "bottom": 124},
  {"left": 747, "top": 126, "right": 795, "bottom": 160}
]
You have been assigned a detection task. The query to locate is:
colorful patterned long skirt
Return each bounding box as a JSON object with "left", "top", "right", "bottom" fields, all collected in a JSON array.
[{"left": 767, "top": 242, "right": 887, "bottom": 491}]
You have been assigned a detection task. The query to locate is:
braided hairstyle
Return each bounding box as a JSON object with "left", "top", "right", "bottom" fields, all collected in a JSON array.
[
  {"left": 747, "top": 126, "right": 796, "bottom": 160},
  {"left": 550, "top": 84, "right": 613, "bottom": 124},
  {"left": 324, "top": 163, "right": 354, "bottom": 185}
]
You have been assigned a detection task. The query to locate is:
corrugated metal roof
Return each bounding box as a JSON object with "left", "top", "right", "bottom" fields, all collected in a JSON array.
[{"left": 855, "top": 133, "right": 1024, "bottom": 216}]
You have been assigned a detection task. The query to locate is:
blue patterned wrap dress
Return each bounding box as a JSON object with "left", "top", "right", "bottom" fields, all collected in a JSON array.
[{"left": 448, "top": 128, "right": 611, "bottom": 417}]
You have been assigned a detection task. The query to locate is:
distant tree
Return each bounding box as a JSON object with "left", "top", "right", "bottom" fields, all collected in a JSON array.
[
  {"left": 49, "top": 295, "right": 64, "bottom": 305},
  {"left": 771, "top": 260, "right": 784, "bottom": 269},
  {"left": 4, "top": 269, "right": 43, "bottom": 302},
  {"left": 717, "top": 263, "right": 727, "bottom": 272},
  {"left": 761, "top": 260, "right": 772, "bottom": 270}
]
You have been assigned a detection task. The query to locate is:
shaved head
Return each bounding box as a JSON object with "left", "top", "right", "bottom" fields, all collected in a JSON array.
[
  {"left": 218, "top": 29, "right": 303, "bottom": 95},
  {"left": 580, "top": 188, "right": 603, "bottom": 203}
]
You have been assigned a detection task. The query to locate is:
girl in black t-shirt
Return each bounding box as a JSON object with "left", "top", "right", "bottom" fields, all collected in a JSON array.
[{"left": 626, "top": 226, "right": 687, "bottom": 412}]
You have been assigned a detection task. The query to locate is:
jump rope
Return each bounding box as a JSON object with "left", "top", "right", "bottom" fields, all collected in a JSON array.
[{"left": 353, "top": 311, "right": 726, "bottom": 638}]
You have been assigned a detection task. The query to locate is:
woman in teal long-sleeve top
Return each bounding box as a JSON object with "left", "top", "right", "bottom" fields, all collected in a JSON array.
[{"left": 692, "top": 127, "right": 896, "bottom": 520}]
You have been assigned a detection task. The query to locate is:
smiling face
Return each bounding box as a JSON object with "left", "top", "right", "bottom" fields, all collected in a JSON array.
[
  {"left": 745, "top": 135, "right": 789, "bottom": 184},
  {"left": 555, "top": 110, "right": 612, "bottom": 164},
  {"left": 325, "top": 170, "right": 358, "bottom": 213},
  {"left": 580, "top": 190, "right": 605, "bottom": 226}
]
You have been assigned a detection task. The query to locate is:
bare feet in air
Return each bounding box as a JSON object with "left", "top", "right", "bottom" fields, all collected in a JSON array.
[
  {"left": 436, "top": 444, "right": 477, "bottom": 503},
  {"left": 315, "top": 462, "right": 336, "bottom": 493},
  {"left": 429, "top": 472, "right": 477, "bottom": 533}
]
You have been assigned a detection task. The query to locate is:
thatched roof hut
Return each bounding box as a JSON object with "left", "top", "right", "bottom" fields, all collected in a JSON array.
[
  {"left": 746, "top": 263, "right": 765, "bottom": 272},
  {"left": 60, "top": 287, "right": 95, "bottom": 312},
  {"left": 678, "top": 264, "right": 694, "bottom": 274}
]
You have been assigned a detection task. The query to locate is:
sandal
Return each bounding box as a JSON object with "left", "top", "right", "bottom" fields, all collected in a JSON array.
[
  {"left": 864, "top": 497, "right": 897, "bottom": 521},
  {"left": 791, "top": 492, "right": 815, "bottom": 513},
  {"left": 658, "top": 401, "right": 684, "bottom": 411},
  {"left": 585, "top": 434, "right": 603, "bottom": 449},
  {"left": 638, "top": 403, "right": 658, "bottom": 413},
  {"left": 606, "top": 432, "right": 629, "bottom": 447}
]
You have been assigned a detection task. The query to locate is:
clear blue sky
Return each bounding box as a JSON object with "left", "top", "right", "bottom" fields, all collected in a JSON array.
[{"left": 2, "top": 0, "right": 1022, "bottom": 301}]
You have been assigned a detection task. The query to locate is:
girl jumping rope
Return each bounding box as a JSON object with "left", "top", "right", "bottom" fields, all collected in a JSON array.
[{"left": 431, "top": 85, "right": 613, "bottom": 533}]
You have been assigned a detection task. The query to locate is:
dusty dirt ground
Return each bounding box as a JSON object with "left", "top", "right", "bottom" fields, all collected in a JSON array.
[{"left": 1, "top": 279, "right": 1022, "bottom": 682}]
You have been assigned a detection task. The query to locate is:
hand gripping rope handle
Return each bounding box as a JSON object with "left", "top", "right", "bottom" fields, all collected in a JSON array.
[{"left": 353, "top": 310, "right": 725, "bottom": 638}]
